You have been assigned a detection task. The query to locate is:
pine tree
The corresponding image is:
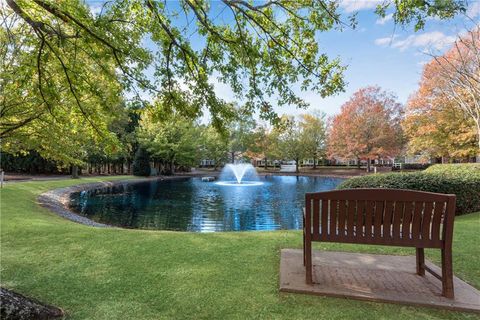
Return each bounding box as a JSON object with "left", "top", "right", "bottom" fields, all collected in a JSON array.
[{"left": 132, "top": 148, "right": 151, "bottom": 177}]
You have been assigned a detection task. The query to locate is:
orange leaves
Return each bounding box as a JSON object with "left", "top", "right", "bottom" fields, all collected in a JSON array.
[
  {"left": 403, "top": 27, "right": 480, "bottom": 159},
  {"left": 328, "top": 86, "right": 403, "bottom": 161}
]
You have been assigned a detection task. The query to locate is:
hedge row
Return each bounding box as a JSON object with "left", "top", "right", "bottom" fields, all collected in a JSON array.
[
  {"left": 1, "top": 152, "right": 67, "bottom": 174},
  {"left": 338, "top": 164, "right": 480, "bottom": 215},
  {"left": 424, "top": 163, "right": 480, "bottom": 175}
]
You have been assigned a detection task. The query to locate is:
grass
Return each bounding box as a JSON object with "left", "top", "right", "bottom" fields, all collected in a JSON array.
[{"left": 1, "top": 177, "right": 479, "bottom": 319}]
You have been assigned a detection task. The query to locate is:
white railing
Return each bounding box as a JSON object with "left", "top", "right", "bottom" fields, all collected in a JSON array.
[{"left": 280, "top": 164, "right": 297, "bottom": 172}]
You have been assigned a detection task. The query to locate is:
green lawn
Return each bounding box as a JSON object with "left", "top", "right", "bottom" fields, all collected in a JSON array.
[{"left": 1, "top": 177, "right": 479, "bottom": 319}]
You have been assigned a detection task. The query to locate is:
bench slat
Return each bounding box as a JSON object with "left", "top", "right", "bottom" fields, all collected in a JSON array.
[
  {"left": 365, "top": 200, "right": 374, "bottom": 238},
  {"left": 412, "top": 201, "right": 423, "bottom": 241},
  {"left": 347, "top": 200, "right": 356, "bottom": 238},
  {"left": 313, "top": 199, "right": 319, "bottom": 238},
  {"left": 321, "top": 199, "right": 328, "bottom": 240},
  {"left": 422, "top": 202, "right": 434, "bottom": 241},
  {"left": 306, "top": 189, "right": 453, "bottom": 202},
  {"left": 393, "top": 201, "right": 404, "bottom": 241},
  {"left": 329, "top": 200, "right": 337, "bottom": 237},
  {"left": 402, "top": 202, "right": 414, "bottom": 240},
  {"left": 310, "top": 236, "right": 443, "bottom": 248},
  {"left": 373, "top": 201, "right": 384, "bottom": 238},
  {"left": 356, "top": 201, "right": 365, "bottom": 239},
  {"left": 383, "top": 201, "right": 394, "bottom": 239},
  {"left": 431, "top": 202, "right": 445, "bottom": 241},
  {"left": 337, "top": 200, "right": 347, "bottom": 239}
]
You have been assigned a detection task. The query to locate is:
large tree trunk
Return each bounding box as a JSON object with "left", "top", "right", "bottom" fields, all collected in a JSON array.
[
  {"left": 366, "top": 158, "right": 371, "bottom": 173},
  {"left": 0, "top": 287, "right": 64, "bottom": 320},
  {"left": 295, "top": 158, "right": 299, "bottom": 174},
  {"left": 264, "top": 157, "right": 268, "bottom": 170},
  {"left": 231, "top": 152, "right": 235, "bottom": 163},
  {"left": 357, "top": 157, "right": 361, "bottom": 169},
  {"left": 71, "top": 165, "right": 79, "bottom": 179},
  {"left": 313, "top": 155, "right": 317, "bottom": 169},
  {"left": 476, "top": 122, "right": 480, "bottom": 159}
]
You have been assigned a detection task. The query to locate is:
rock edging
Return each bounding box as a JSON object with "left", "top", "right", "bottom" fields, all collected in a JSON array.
[{"left": 37, "top": 177, "right": 172, "bottom": 228}]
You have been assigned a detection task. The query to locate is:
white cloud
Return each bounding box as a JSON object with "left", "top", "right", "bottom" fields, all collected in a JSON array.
[
  {"left": 374, "top": 35, "right": 396, "bottom": 46},
  {"left": 376, "top": 13, "right": 393, "bottom": 25},
  {"left": 466, "top": 1, "right": 480, "bottom": 18},
  {"left": 339, "top": 0, "right": 383, "bottom": 13},
  {"left": 374, "top": 31, "right": 456, "bottom": 51}
]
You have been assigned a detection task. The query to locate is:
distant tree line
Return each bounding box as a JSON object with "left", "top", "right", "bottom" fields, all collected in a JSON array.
[{"left": 2, "top": 27, "right": 478, "bottom": 176}]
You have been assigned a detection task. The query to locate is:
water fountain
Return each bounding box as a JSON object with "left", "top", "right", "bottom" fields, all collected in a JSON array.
[{"left": 216, "top": 163, "right": 263, "bottom": 186}]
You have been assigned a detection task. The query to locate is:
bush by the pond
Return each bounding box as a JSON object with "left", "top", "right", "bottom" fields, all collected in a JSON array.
[
  {"left": 425, "top": 163, "right": 480, "bottom": 175},
  {"left": 338, "top": 164, "right": 480, "bottom": 215},
  {"left": 132, "top": 147, "right": 151, "bottom": 176},
  {"left": 392, "top": 163, "right": 431, "bottom": 171}
]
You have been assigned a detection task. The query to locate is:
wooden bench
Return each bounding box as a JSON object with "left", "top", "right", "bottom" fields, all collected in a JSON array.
[{"left": 303, "top": 189, "right": 456, "bottom": 298}]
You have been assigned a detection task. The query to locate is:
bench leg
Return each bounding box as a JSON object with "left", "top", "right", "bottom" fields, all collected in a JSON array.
[
  {"left": 305, "top": 239, "right": 313, "bottom": 285},
  {"left": 441, "top": 248, "right": 454, "bottom": 298},
  {"left": 416, "top": 248, "right": 425, "bottom": 276},
  {"left": 303, "top": 231, "right": 306, "bottom": 266}
]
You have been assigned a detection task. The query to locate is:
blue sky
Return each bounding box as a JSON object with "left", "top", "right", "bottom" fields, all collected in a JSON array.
[
  {"left": 87, "top": 0, "right": 480, "bottom": 119},
  {"left": 291, "top": 1, "right": 480, "bottom": 117}
]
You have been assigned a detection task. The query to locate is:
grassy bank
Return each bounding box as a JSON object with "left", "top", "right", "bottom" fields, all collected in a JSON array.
[{"left": 1, "top": 177, "right": 479, "bottom": 319}]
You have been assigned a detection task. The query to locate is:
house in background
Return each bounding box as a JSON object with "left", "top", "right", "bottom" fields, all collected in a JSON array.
[
  {"left": 404, "top": 155, "right": 432, "bottom": 164},
  {"left": 199, "top": 159, "right": 216, "bottom": 167}
]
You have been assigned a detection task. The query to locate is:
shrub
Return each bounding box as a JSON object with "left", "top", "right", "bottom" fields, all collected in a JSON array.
[
  {"left": 338, "top": 164, "right": 480, "bottom": 215},
  {"left": 392, "top": 163, "right": 431, "bottom": 171},
  {"left": 425, "top": 163, "right": 480, "bottom": 176},
  {"left": 132, "top": 147, "right": 151, "bottom": 176}
]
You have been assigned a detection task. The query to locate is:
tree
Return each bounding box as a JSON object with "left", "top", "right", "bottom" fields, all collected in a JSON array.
[
  {"left": 132, "top": 147, "right": 150, "bottom": 176},
  {"left": 228, "top": 111, "right": 256, "bottom": 163},
  {"left": 1, "top": 0, "right": 467, "bottom": 167},
  {"left": 299, "top": 112, "right": 327, "bottom": 169},
  {"left": 246, "top": 124, "right": 281, "bottom": 169},
  {"left": 403, "top": 63, "right": 478, "bottom": 161},
  {"left": 328, "top": 86, "right": 403, "bottom": 171},
  {"left": 200, "top": 126, "right": 229, "bottom": 170},
  {"left": 426, "top": 27, "right": 480, "bottom": 157},
  {"left": 250, "top": 125, "right": 281, "bottom": 170},
  {"left": 0, "top": 4, "right": 125, "bottom": 167},
  {"left": 279, "top": 116, "right": 306, "bottom": 173},
  {"left": 137, "top": 108, "right": 200, "bottom": 174}
]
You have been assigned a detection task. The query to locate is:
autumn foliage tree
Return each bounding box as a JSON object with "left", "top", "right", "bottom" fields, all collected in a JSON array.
[
  {"left": 328, "top": 86, "right": 403, "bottom": 171},
  {"left": 403, "top": 27, "right": 479, "bottom": 161},
  {"left": 248, "top": 125, "right": 281, "bottom": 169}
]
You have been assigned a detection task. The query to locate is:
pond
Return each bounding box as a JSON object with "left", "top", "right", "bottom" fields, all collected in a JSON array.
[{"left": 69, "top": 176, "right": 345, "bottom": 232}]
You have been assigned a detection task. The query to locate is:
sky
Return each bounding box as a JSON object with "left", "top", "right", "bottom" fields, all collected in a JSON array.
[
  {"left": 285, "top": 0, "right": 480, "bottom": 117},
  {"left": 86, "top": 0, "right": 480, "bottom": 120}
]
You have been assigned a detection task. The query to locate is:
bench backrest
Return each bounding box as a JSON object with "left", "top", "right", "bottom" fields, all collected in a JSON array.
[{"left": 305, "top": 189, "right": 456, "bottom": 248}]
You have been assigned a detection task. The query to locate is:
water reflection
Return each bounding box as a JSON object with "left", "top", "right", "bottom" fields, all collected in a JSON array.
[{"left": 69, "top": 176, "right": 344, "bottom": 232}]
